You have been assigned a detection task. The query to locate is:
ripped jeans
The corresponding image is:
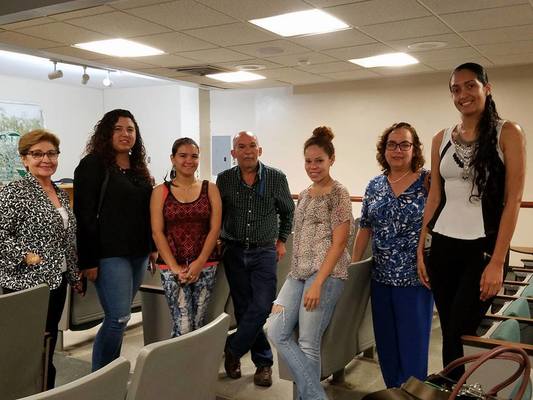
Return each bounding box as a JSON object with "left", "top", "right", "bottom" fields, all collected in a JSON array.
[
  {"left": 160, "top": 266, "right": 217, "bottom": 337},
  {"left": 267, "top": 274, "right": 344, "bottom": 400},
  {"left": 92, "top": 255, "right": 148, "bottom": 371}
]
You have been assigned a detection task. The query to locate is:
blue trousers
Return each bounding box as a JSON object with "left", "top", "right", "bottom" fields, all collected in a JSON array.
[
  {"left": 92, "top": 255, "right": 147, "bottom": 371},
  {"left": 371, "top": 280, "right": 434, "bottom": 388},
  {"left": 223, "top": 243, "right": 277, "bottom": 367},
  {"left": 267, "top": 274, "right": 344, "bottom": 400}
]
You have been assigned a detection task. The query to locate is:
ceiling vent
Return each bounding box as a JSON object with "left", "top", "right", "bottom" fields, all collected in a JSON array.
[{"left": 171, "top": 65, "right": 231, "bottom": 76}]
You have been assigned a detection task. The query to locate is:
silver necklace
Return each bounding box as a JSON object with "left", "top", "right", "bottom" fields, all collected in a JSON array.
[
  {"left": 387, "top": 170, "right": 410, "bottom": 184},
  {"left": 452, "top": 129, "right": 478, "bottom": 180}
]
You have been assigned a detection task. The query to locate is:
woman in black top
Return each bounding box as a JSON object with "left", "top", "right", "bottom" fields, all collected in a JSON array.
[{"left": 74, "top": 109, "right": 156, "bottom": 371}]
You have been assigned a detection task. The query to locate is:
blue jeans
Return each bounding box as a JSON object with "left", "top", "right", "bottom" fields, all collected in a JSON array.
[
  {"left": 224, "top": 243, "right": 277, "bottom": 367},
  {"left": 160, "top": 266, "right": 217, "bottom": 337},
  {"left": 92, "top": 255, "right": 147, "bottom": 371},
  {"left": 267, "top": 274, "right": 344, "bottom": 400},
  {"left": 371, "top": 280, "right": 434, "bottom": 388}
]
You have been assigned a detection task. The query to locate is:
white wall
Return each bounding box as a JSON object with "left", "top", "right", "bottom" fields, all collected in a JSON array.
[
  {"left": 0, "top": 74, "right": 102, "bottom": 179},
  {"left": 103, "top": 84, "right": 199, "bottom": 183},
  {"left": 211, "top": 65, "right": 533, "bottom": 263}
]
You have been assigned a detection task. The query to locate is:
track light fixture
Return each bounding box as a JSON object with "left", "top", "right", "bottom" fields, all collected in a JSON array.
[
  {"left": 81, "top": 66, "right": 90, "bottom": 85},
  {"left": 47, "top": 61, "right": 63, "bottom": 80},
  {"left": 102, "top": 70, "right": 112, "bottom": 87}
]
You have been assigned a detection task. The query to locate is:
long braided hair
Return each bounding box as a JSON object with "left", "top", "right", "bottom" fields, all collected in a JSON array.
[{"left": 450, "top": 63, "right": 504, "bottom": 202}]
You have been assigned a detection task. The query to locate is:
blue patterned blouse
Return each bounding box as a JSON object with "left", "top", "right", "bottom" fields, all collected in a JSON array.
[{"left": 359, "top": 170, "right": 428, "bottom": 286}]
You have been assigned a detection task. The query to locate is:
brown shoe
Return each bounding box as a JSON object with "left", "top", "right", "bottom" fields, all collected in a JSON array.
[
  {"left": 254, "top": 366, "right": 272, "bottom": 387},
  {"left": 224, "top": 349, "right": 241, "bottom": 379}
]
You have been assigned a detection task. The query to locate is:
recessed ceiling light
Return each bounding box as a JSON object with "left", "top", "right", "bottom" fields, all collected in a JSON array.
[
  {"left": 206, "top": 71, "right": 266, "bottom": 83},
  {"left": 349, "top": 52, "right": 419, "bottom": 68},
  {"left": 407, "top": 41, "right": 447, "bottom": 50},
  {"left": 73, "top": 39, "right": 164, "bottom": 57},
  {"left": 249, "top": 9, "right": 349, "bottom": 37}
]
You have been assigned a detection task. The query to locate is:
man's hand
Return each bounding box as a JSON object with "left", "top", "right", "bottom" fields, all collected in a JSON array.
[{"left": 275, "top": 240, "right": 286, "bottom": 261}]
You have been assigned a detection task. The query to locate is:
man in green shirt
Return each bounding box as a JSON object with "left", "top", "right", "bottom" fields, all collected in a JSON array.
[{"left": 217, "top": 131, "right": 294, "bottom": 387}]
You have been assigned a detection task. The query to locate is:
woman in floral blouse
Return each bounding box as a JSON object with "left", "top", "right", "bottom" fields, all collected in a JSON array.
[
  {"left": 268, "top": 126, "right": 353, "bottom": 400},
  {"left": 352, "top": 122, "right": 433, "bottom": 388}
]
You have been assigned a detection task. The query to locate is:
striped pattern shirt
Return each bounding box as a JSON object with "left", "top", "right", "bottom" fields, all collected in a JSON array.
[{"left": 216, "top": 162, "right": 294, "bottom": 244}]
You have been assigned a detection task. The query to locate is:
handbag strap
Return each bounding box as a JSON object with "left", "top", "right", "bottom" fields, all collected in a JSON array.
[{"left": 449, "top": 346, "right": 530, "bottom": 400}]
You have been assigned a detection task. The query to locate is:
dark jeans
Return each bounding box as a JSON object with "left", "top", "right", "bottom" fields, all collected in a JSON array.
[
  {"left": 223, "top": 243, "right": 277, "bottom": 367},
  {"left": 427, "top": 232, "right": 505, "bottom": 381},
  {"left": 3, "top": 274, "right": 67, "bottom": 390}
]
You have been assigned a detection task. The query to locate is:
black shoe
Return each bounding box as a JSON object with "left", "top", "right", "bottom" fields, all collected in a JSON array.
[
  {"left": 254, "top": 366, "right": 272, "bottom": 387},
  {"left": 224, "top": 349, "right": 241, "bottom": 379}
]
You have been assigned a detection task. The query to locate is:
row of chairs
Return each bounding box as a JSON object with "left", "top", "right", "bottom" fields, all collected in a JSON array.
[{"left": 0, "top": 283, "right": 230, "bottom": 400}]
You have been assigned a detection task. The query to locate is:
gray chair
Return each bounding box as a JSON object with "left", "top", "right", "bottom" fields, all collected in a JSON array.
[
  {"left": 0, "top": 284, "right": 49, "bottom": 399},
  {"left": 18, "top": 357, "right": 130, "bottom": 400},
  {"left": 277, "top": 257, "right": 375, "bottom": 394},
  {"left": 127, "top": 313, "right": 230, "bottom": 400}
]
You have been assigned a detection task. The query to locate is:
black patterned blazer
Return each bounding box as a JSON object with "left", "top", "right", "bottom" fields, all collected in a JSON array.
[{"left": 0, "top": 173, "right": 80, "bottom": 290}]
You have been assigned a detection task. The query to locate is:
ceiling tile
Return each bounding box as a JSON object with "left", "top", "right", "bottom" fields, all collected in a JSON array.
[
  {"left": 109, "top": 0, "right": 172, "bottom": 9},
  {"left": 326, "top": 0, "right": 431, "bottom": 27},
  {"left": 476, "top": 40, "right": 533, "bottom": 56},
  {"left": 184, "top": 23, "right": 277, "bottom": 47},
  {"left": 319, "top": 69, "right": 380, "bottom": 80},
  {"left": 132, "top": 53, "right": 197, "bottom": 67},
  {"left": 0, "top": 17, "right": 55, "bottom": 30},
  {"left": 98, "top": 58, "right": 155, "bottom": 70},
  {"left": 442, "top": 5, "right": 533, "bottom": 32},
  {"left": 194, "top": 0, "right": 311, "bottom": 20},
  {"left": 323, "top": 42, "right": 393, "bottom": 59},
  {"left": 215, "top": 58, "right": 283, "bottom": 69},
  {"left": 133, "top": 32, "right": 216, "bottom": 53},
  {"left": 462, "top": 25, "right": 533, "bottom": 45},
  {"left": 67, "top": 11, "right": 170, "bottom": 37},
  {"left": 490, "top": 52, "right": 533, "bottom": 66},
  {"left": 307, "top": 0, "right": 367, "bottom": 7},
  {"left": 261, "top": 67, "right": 332, "bottom": 84},
  {"left": 49, "top": 5, "right": 115, "bottom": 21},
  {"left": 125, "top": 0, "right": 235, "bottom": 30},
  {"left": 296, "top": 61, "right": 359, "bottom": 73},
  {"left": 289, "top": 28, "right": 375, "bottom": 50},
  {"left": 0, "top": 31, "right": 62, "bottom": 49},
  {"left": 418, "top": 0, "right": 527, "bottom": 14},
  {"left": 178, "top": 48, "right": 250, "bottom": 63},
  {"left": 385, "top": 33, "right": 467, "bottom": 53},
  {"left": 229, "top": 39, "right": 310, "bottom": 58},
  {"left": 370, "top": 63, "right": 435, "bottom": 76},
  {"left": 361, "top": 16, "right": 451, "bottom": 41},
  {"left": 414, "top": 46, "right": 482, "bottom": 62},
  {"left": 43, "top": 45, "right": 110, "bottom": 60},
  {"left": 423, "top": 57, "right": 494, "bottom": 71},
  {"left": 137, "top": 67, "right": 192, "bottom": 78},
  {"left": 15, "top": 22, "right": 107, "bottom": 45},
  {"left": 266, "top": 52, "right": 337, "bottom": 66}
]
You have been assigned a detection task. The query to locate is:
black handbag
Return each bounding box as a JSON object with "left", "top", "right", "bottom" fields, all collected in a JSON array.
[{"left": 363, "top": 345, "right": 531, "bottom": 400}]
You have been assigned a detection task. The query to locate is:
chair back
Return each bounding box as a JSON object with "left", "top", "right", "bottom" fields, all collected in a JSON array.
[
  {"left": 19, "top": 357, "right": 130, "bottom": 400},
  {"left": 503, "top": 298, "right": 531, "bottom": 319},
  {"left": 127, "top": 313, "right": 230, "bottom": 400},
  {"left": 490, "top": 319, "right": 521, "bottom": 343},
  {"left": 0, "top": 284, "right": 49, "bottom": 399}
]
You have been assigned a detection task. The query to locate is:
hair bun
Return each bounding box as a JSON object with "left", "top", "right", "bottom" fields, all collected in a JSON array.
[{"left": 312, "top": 126, "right": 334, "bottom": 142}]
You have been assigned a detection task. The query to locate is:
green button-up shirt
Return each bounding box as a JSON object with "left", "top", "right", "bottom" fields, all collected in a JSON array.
[{"left": 216, "top": 162, "right": 294, "bottom": 244}]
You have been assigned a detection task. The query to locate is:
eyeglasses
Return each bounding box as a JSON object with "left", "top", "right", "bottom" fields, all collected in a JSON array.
[
  {"left": 25, "top": 150, "right": 60, "bottom": 160},
  {"left": 385, "top": 141, "right": 413, "bottom": 151}
]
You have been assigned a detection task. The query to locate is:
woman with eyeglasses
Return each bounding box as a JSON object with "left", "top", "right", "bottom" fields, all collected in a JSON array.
[
  {"left": 0, "top": 129, "right": 83, "bottom": 389},
  {"left": 352, "top": 122, "right": 433, "bottom": 388},
  {"left": 74, "top": 109, "right": 156, "bottom": 371},
  {"left": 417, "top": 63, "right": 526, "bottom": 379}
]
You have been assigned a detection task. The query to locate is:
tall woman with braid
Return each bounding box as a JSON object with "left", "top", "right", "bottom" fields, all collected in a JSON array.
[{"left": 417, "top": 63, "right": 526, "bottom": 378}]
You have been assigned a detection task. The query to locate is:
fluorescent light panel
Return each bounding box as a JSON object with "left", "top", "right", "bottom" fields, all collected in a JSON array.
[
  {"left": 206, "top": 71, "right": 266, "bottom": 83},
  {"left": 73, "top": 39, "right": 164, "bottom": 57},
  {"left": 349, "top": 52, "right": 419, "bottom": 68},
  {"left": 249, "top": 9, "right": 349, "bottom": 37}
]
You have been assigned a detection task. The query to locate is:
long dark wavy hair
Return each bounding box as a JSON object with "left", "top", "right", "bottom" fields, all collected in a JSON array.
[
  {"left": 450, "top": 63, "right": 503, "bottom": 201},
  {"left": 85, "top": 109, "right": 151, "bottom": 183}
]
